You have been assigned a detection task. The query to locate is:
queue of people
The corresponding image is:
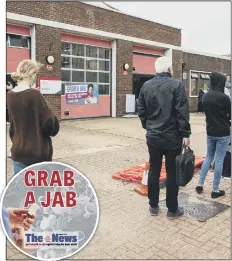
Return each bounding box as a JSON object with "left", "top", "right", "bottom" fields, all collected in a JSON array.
[
  {"left": 137, "top": 56, "right": 231, "bottom": 218},
  {"left": 3, "top": 57, "right": 231, "bottom": 252}
]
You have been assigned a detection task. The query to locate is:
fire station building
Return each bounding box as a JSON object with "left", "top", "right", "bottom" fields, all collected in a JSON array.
[{"left": 6, "top": 1, "right": 231, "bottom": 119}]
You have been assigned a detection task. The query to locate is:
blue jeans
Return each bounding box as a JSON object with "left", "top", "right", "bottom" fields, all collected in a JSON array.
[
  {"left": 198, "top": 136, "right": 230, "bottom": 192},
  {"left": 13, "top": 161, "right": 30, "bottom": 176}
]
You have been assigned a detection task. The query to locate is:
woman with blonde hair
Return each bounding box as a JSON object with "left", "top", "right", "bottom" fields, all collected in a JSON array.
[{"left": 7, "top": 59, "right": 60, "bottom": 175}]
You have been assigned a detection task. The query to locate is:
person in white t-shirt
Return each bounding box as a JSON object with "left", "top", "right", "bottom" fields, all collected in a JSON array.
[{"left": 85, "top": 84, "right": 97, "bottom": 104}]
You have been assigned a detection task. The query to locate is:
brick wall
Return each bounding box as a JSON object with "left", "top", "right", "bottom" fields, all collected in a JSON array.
[
  {"left": 7, "top": 1, "right": 182, "bottom": 118},
  {"left": 116, "top": 40, "right": 133, "bottom": 116},
  {"left": 7, "top": 1, "right": 181, "bottom": 46},
  {"left": 36, "top": 25, "right": 61, "bottom": 119},
  {"left": 172, "top": 50, "right": 183, "bottom": 80},
  {"left": 183, "top": 52, "right": 231, "bottom": 112}
]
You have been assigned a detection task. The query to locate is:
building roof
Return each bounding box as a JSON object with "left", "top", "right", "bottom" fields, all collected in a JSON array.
[
  {"left": 183, "top": 49, "right": 231, "bottom": 60},
  {"left": 80, "top": 1, "right": 182, "bottom": 30}
]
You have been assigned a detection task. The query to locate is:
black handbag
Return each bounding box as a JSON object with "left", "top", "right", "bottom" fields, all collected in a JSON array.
[
  {"left": 176, "top": 145, "right": 195, "bottom": 186},
  {"left": 222, "top": 151, "right": 231, "bottom": 178}
]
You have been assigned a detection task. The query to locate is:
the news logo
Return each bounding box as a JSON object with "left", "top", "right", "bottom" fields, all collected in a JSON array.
[{"left": 24, "top": 232, "right": 79, "bottom": 249}]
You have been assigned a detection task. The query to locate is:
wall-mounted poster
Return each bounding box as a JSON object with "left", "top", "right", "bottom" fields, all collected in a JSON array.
[{"left": 65, "top": 83, "right": 99, "bottom": 105}]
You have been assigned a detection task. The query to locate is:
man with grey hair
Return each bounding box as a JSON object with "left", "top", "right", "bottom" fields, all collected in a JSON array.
[{"left": 137, "top": 56, "right": 191, "bottom": 219}]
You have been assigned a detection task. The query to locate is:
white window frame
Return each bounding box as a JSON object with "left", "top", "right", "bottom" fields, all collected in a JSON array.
[
  {"left": 189, "top": 70, "right": 211, "bottom": 97},
  {"left": 61, "top": 41, "right": 111, "bottom": 96}
]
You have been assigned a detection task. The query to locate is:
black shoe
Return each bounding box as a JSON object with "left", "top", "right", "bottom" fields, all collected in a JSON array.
[
  {"left": 167, "top": 208, "right": 184, "bottom": 219},
  {"left": 195, "top": 186, "right": 203, "bottom": 194},
  {"left": 149, "top": 206, "right": 159, "bottom": 216},
  {"left": 211, "top": 190, "right": 225, "bottom": 199}
]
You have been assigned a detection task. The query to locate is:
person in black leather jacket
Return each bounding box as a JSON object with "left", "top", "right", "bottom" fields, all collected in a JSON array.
[{"left": 137, "top": 56, "right": 191, "bottom": 219}]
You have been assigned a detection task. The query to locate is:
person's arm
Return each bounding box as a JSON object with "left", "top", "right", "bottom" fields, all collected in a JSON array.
[
  {"left": 174, "top": 81, "right": 191, "bottom": 138},
  {"left": 137, "top": 85, "right": 147, "bottom": 129},
  {"left": 38, "top": 93, "right": 60, "bottom": 137},
  {"left": 225, "top": 96, "right": 231, "bottom": 123}
]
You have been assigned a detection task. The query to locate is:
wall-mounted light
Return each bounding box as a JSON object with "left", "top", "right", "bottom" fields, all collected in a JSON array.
[
  {"left": 123, "top": 63, "right": 130, "bottom": 71},
  {"left": 46, "top": 55, "right": 55, "bottom": 65}
]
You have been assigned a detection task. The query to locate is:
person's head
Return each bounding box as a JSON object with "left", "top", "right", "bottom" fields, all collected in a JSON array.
[
  {"left": 11, "top": 59, "right": 42, "bottom": 86},
  {"left": 209, "top": 72, "right": 226, "bottom": 92},
  {"left": 88, "top": 84, "right": 94, "bottom": 97},
  {"left": 155, "top": 57, "right": 173, "bottom": 75}
]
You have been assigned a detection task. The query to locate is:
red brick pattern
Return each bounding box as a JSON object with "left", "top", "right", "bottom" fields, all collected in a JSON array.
[
  {"left": 116, "top": 40, "right": 133, "bottom": 116},
  {"left": 35, "top": 25, "right": 61, "bottom": 119}
]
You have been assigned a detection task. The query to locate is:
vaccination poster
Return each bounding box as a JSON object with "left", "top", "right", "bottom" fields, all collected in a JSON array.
[{"left": 65, "top": 83, "right": 99, "bottom": 105}]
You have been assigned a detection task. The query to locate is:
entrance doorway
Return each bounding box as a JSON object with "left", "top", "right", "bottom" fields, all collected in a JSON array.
[
  {"left": 133, "top": 73, "right": 154, "bottom": 112},
  {"left": 133, "top": 73, "right": 154, "bottom": 99}
]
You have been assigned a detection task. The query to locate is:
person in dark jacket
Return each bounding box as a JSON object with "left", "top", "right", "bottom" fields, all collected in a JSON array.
[
  {"left": 137, "top": 57, "right": 191, "bottom": 219},
  {"left": 196, "top": 72, "right": 231, "bottom": 198},
  {"left": 197, "top": 89, "right": 205, "bottom": 113}
]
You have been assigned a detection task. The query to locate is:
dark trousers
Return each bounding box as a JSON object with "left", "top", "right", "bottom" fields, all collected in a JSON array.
[{"left": 148, "top": 145, "right": 181, "bottom": 213}]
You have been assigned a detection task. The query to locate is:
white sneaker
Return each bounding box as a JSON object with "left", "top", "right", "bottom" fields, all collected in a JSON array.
[{"left": 223, "top": 177, "right": 231, "bottom": 180}]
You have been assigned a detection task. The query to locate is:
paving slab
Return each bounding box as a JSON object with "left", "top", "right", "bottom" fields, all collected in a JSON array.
[{"left": 6, "top": 114, "right": 231, "bottom": 260}]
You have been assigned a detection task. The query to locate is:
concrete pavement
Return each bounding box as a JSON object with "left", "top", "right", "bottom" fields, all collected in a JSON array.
[{"left": 6, "top": 114, "right": 231, "bottom": 260}]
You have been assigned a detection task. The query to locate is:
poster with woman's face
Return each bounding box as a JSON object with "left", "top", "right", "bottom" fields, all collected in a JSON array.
[
  {"left": 65, "top": 83, "right": 99, "bottom": 105},
  {"left": 84, "top": 84, "right": 98, "bottom": 105}
]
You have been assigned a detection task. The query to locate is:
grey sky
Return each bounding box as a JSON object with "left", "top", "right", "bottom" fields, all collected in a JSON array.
[{"left": 85, "top": 1, "right": 231, "bottom": 55}]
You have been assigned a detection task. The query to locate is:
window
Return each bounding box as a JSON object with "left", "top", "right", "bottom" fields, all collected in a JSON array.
[
  {"left": 61, "top": 70, "right": 71, "bottom": 82},
  {"left": 61, "top": 42, "right": 71, "bottom": 55},
  {"left": 61, "top": 42, "right": 111, "bottom": 96},
  {"left": 190, "top": 71, "right": 210, "bottom": 97},
  {"left": 191, "top": 79, "right": 198, "bottom": 96},
  {"left": 99, "top": 72, "right": 109, "bottom": 83},
  {"left": 72, "top": 58, "right": 84, "bottom": 69},
  {"left": 99, "top": 84, "right": 110, "bottom": 95},
  {"left": 200, "top": 74, "right": 210, "bottom": 79},
  {"left": 72, "top": 71, "right": 84, "bottom": 82},
  {"left": 99, "top": 48, "right": 110, "bottom": 59},
  {"left": 86, "top": 59, "right": 98, "bottom": 70},
  {"left": 99, "top": 60, "right": 109, "bottom": 71},
  {"left": 61, "top": 57, "right": 71, "bottom": 68},
  {"left": 191, "top": 73, "right": 198, "bottom": 79},
  {"left": 86, "top": 46, "right": 97, "bottom": 58},
  {"left": 7, "top": 34, "right": 30, "bottom": 48},
  {"left": 72, "top": 44, "right": 84, "bottom": 57},
  {"left": 86, "top": 71, "right": 97, "bottom": 82}
]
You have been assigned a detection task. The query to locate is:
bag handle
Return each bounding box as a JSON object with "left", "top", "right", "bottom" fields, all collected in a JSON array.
[{"left": 181, "top": 141, "right": 192, "bottom": 154}]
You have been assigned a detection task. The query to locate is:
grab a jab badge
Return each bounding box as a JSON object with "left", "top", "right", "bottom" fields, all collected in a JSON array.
[{"left": 1, "top": 162, "right": 99, "bottom": 261}]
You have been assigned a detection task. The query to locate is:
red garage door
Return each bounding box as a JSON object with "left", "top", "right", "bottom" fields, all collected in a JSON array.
[
  {"left": 60, "top": 34, "right": 112, "bottom": 119},
  {"left": 133, "top": 46, "right": 165, "bottom": 75},
  {"left": 7, "top": 24, "right": 31, "bottom": 73}
]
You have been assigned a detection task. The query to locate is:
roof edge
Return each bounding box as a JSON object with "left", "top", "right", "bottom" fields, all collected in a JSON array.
[
  {"left": 182, "top": 48, "right": 231, "bottom": 61},
  {"left": 80, "top": 1, "right": 182, "bottom": 31}
]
